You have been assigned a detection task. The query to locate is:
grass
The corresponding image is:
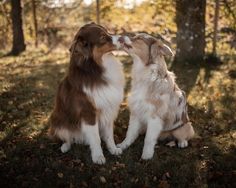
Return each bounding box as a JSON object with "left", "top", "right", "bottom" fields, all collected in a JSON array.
[{"left": 0, "top": 49, "right": 235, "bottom": 188}]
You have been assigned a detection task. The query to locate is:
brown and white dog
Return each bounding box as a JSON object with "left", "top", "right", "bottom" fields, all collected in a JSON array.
[
  {"left": 49, "top": 23, "right": 124, "bottom": 164},
  {"left": 117, "top": 33, "right": 194, "bottom": 160}
]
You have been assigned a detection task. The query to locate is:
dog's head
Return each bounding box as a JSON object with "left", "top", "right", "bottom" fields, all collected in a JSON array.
[
  {"left": 69, "top": 23, "right": 120, "bottom": 66},
  {"left": 119, "top": 33, "right": 173, "bottom": 65}
]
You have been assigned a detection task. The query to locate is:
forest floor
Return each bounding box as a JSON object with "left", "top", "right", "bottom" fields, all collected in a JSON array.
[{"left": 0, "top": 49, "right": 235, "bottom": 188}]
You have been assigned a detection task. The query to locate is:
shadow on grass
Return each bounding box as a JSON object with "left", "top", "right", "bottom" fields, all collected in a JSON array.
[
  {"left": 169, "top": 58, "right": 222, "bottom": 96},
  {"left": 0, "top": 57, "right": 67, "bottom": 144},
  {"left": 2, "top": 104, "right": 235, "bottom": 188}
]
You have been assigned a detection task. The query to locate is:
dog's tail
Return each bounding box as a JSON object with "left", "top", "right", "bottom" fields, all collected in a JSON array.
[{"left": 172, "top": 122, "right": 195, "bottom": 141}]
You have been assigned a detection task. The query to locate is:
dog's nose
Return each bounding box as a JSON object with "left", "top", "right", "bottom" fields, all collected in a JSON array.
[{"left": 118, "top": 36, "right": 125, "bottom": 44}]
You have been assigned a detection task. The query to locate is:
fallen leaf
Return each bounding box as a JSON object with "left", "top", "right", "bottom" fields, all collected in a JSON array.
[
  {"left": 81, "top": 181, "right": 88, "bottom": 187},
  {"left": 158, "top": 180, "right": 170, "bottom": 188},
  {"left": 166, "top": 141, "right": 176, "bottom": 147},
  {"left": 100, "top": 176, "right": 106, "bottom": 183},
  {"left": 57, "top": 172, "right": 63, "bottom": 178}
]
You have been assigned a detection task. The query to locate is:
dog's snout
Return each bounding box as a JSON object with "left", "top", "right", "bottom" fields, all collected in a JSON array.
[
  {"left": 111, "top": 35, "right": 133, "bottom": 50},
  {"left": 118, "top": 36, "right": 125, "bottom": 44},
  {"left": 122, "top": 36, "right": 132, "bottom": 49}
]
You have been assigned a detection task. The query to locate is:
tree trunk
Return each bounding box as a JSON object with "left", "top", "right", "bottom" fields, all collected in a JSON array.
[
  {"left": 31, "top": 0, "right": 38, "bottom": 47},
  {"left": 175, "top": 0, "right": 206, "bottom": 63},
  {"left": 213, "top": 0, "right": 220, "bottom": 55},
  {"left": 96, "top": 0, "right": 100, "bottom": 24},
  {"left": 10, "top": 0, "right": 26, "bottom": 55}
]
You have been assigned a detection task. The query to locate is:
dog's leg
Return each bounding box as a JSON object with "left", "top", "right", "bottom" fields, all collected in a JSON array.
[
  {"left": 177, "top": 140, "right": 188, "bottom": 148},
  {"left": 102, "top": 124, "right": 122, "bottom": 155},
  {"left": 82, "top": 122, "right": 105, "bottom": 165},
  {"left": 61, "top": 142, "right": 71, "bottom": 153},
  {"left": 117, "top": 115, "right": 142, "bottom": 150},
  {"left": 141, "top": 117, "right": 163, "bottom": 160},
  {"left": 57, "top": 129, "right": 72, "bottom": 153},
  {"left": 172, "top": 122, "right": 194, "bottom": 148}
]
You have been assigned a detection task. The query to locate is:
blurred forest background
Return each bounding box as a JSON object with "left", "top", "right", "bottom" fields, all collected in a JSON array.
[
  {"left": 0, "top": 0, "right": 236, "bottom": 188},
  {"left": 0, "top": 0, "right": 236, "bottom": 57}
]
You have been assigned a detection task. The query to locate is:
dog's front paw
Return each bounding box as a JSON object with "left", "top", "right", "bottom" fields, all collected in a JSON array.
[
  {"left": 141, "top": 151, "right": 154, "bottom": 160},
  {"left": 141, "top": 147, "right": 154, "bottom": 160},
  {"left": 92, "top": 155, "right": 106, "bottom": 165},
  {"left": 109, "top": 147, "right": 122, "bottom": 155},
  {"left": 178, "top": 140, "right": 188, "bottom": 148},
  {"left": 60, "top": 143, "right": 71, "bottom": 153},
  {"left": 117, "top": 141, "right": 130, "bottom": 150}
]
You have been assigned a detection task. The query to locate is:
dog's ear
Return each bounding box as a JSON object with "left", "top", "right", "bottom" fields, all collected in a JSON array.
[
  {"left": 69, "top": 36, "right": 91, "bottom": 67},
  {"left": 69, "top": 40, "right": 76, "bottom": 53},
  {"left": 151, "top": 40, "right": 173, "bottom": 58}
]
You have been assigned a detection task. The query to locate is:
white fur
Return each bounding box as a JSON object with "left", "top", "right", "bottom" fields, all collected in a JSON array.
[
  {"left": 61, "top": 142, "right": 71, "bottom": 153},
  {"left": 141, "top": 117, "right": 163, "bottom": 160},
  {"left": 124, "top": 36, "right": 132, "bottom": 44},
  {"left": 83, "top": 53, "right": 124, "bottom": 157},
  {"left": 137, "top": 33, "right": 152, "bottom": 39},
  {"left": 118, "top": 42, "right": 192, "bottom": 159},
  {"left": 56, "top": 52, "right": 124, "bottom": 164},
  {"left": 178, "top": 140, "right": 188, "bottom": 148},
  {"left": 118, "top": 56, "right": 163, "bottom": 156},
  {"left": 117, "top": 114, "right": 143, "bottom": 150},
  {"left": 127, "top": 55, "right": 158, "bottom": 123},
  {"left": 112, "top": 35, "right": 122, "bottom": 49},
  {"left": 82, "top": 122, "right": 106, "bottom": 164},
  {"left": 57, "top": 122, "right": 106, "bottom": 164}
]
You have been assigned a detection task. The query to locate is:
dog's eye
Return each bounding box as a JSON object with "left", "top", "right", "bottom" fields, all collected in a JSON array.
[
  {"left": 100, "top": 35, "right": 106, "bottom": 41},
  {"left": 83, "top": 42, "right": 88, "bottom": 47}
]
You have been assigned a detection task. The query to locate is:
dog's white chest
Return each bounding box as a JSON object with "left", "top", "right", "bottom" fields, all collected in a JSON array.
[
  {"left": 83, "top": 53, "right": 124, "bottom": 122},
  {"left": 128, "top": 86, "right": 152, "bottom": 122}
]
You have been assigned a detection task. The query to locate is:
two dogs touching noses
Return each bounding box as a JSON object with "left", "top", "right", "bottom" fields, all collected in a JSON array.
[{"left": 49, "top": 23, "right": 194, "bottom": 164}]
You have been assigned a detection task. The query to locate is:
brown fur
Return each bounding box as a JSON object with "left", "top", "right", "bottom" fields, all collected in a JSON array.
[
  {"left": 159, "top": 122, "right": 194, "bottom": 141},
  {"left": 49, "top": 23, "right": 117, "bottom": 137}
]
